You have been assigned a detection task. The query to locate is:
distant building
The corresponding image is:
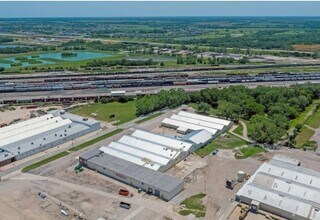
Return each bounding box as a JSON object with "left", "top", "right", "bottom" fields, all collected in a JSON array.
[{"left": 236, "top": 155, "right": 320, "bottom": 220}]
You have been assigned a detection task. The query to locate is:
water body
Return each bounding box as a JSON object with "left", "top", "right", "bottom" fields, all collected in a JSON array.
[{"left": 0, "top": 51, "right": 111, "bottom": 68}]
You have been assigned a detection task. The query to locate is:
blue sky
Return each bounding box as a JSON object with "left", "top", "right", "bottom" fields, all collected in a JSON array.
[{"left": 0, "top": 1, "right": 320, "bottom": 18}]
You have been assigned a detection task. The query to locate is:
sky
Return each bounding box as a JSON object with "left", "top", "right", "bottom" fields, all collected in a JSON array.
[{"left": 0, "top": 1, "right": 320, "bottom": 18}]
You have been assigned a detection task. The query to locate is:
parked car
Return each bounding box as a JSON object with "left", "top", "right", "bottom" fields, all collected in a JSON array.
[{"left": 212, "top": 149, "right": 219, "bottom": 155}]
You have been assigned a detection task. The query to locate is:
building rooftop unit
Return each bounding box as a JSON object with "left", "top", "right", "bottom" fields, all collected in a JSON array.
[
  {"left": 80, "top": 151, "right": 183, "bottom": 194},
  {"left": 178, "top": 111, "right": 231, "bottom": 126},
  {"left": 236, "top": 157, "right": 320, "bottom": 220}
]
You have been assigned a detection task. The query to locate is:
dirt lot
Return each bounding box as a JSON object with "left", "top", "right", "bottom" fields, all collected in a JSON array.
[
  {"left": 0, "top": 105, "right": 63, "bottom": 124},
  {"left": 0, "top": 178, "right": 142, "bottom": 220}
]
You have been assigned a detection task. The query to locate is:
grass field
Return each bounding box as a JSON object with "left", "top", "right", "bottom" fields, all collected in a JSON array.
[
  {"left": 69, "top": 129, "right": 123, "bottom": 152},
  {"left": 22, "top": 151, "right": 70, "bottom": 173},
  {"left": 135, "top": 112, "right": 163, "bottom": 124},
  {"left": 305, "top": 108, "right": 320, "bottom": 128},
  {"left": 194, "top": 142, "right": 217, "bottom": 157},
  {"left": 195, "top": 133, "right": 247, "bottom": 157},
  {"left": 70, "top": 101, "right": 137, "bottom": 124},
  {"left": 179, "top": 193, "right": 206, "bottom": 218},
  {"left": 213, "top": 133, "right": 248, "bottom": 149},
  {"left": 295, "top": 126, "right": 315, "bottom": 148},
  {"left": 235, "top": 146, "right": 266, "bottom": 159},
  {"left": 233, "top": 123, "right": 244, "bottom": 136},
  {"left": 290, "top": 100, "right": 320, "bottom": 128}
]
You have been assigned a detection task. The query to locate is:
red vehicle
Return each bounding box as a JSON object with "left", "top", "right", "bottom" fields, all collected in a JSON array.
[{"left": 119, "top": 189, "right": 129, "bottom": 196}]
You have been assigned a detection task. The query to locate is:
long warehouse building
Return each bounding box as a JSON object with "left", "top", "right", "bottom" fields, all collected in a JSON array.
[
  {"left": 236, "top": 156, "right": 320, "bottom": 220},
  {"left": 161, "top": 111, "right": 231, "bottom": 135},
  {"left": 79, "top": 149, "right": 184, "bottom": 201},
  {"left": 0, "top": 110, "right": 100, "bottom": 166},
  {"left": 100, "top": 129, "right": 194, "bottom": 172}
]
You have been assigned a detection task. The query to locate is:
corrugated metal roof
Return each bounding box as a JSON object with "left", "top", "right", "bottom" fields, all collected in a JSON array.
[
  {"left": 272, "top": 154, "right": 301, "bottom": 166},
  {"left": 181, "top": 129, "right": 213, "bottom": 145},
  {"left": 0, "top": 118, "right": 72, "bottom": 147},
  {"left": 118, "top": 135, "right": 179, "bottom": 160},
  {"left": 0, "top": 114, "right": 54, "bottom": 137},
  {"left": 162, "top": 118, "right": 218, "bottom": 135},
  {"left": 81, "top": 151, "right": 183, "bottom": 193},
  {"left": 236, "top": 159, "right": 320, "bottom": 220},
  {"left": 178, "top": 111, "right": 231, "bottom": 126},
  {"left": 0, "top": 116, "right": 65, "bottom": 140},
  {"left": 171, "top": 114, "right": 225, "bottom": 130},
  {"left": 131, "top": 130, "right": 193, "bottom": 151}
]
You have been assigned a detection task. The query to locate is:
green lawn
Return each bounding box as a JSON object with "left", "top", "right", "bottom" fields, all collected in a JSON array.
[
  {"left": 194, "top": 142, "right": 217, "bottom": 157},
  {"left": 70, "top": 101, "right": 137, "bottom": 124},
  {"left": 22, "top": 151, "right": 70, "bottom": 173},
  {"left": 179, "top": 193, "right": 206, "bottom": 218},
  {"left": 69, "top": 129, "right": 123, "bottom": 152},
  {"left": 195, "top": 133, "right": 247, "bottom": 157},
  {"left": 213, "top": 133, "right": 248, "bottom": 149},
  {"left": 233, "top": 123, "right": 244, "bottom": 136},
  {"left": 235, "top": 146, "right": 266, "bottom": 159},
  {"left": 295, "top": 126, "right": 315, "bottom": 148},
  {"left": 135, "top": 112, "right": 163, "bottom": 124},
  {"left": 306, "top": 108, "right": 320, "bottom": 129}
]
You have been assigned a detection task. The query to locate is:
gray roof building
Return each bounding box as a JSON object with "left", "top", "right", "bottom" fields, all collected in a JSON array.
[{"left": 80, "top": 150, "right": 184, "bottom": 201}]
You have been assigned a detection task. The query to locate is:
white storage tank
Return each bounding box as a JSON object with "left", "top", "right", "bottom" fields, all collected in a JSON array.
[{"left": 237, "top": 171, "right": 246, "bottom": 182}]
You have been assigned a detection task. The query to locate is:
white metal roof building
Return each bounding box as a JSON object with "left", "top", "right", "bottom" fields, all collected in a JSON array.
[
  {"left": 0, "top": 111, "right": 100, "bottom": 166},
  {"left": 181, "top": 129, "right": 214, "bottom": 148},
  {"left": 79, "top": 150, "right": 184, "bottom": 201},
  {"left": 161, "top": 111, "right": 231, "bottom": 136},
  {"left": 99, "top": 129, "right": 192, "bottom": 172},
  {"left": 178, "top": 111, "right": 231, "bottom": 127},
  {"left": 236, "top": 157, "right": 320, "bottom": 220}
]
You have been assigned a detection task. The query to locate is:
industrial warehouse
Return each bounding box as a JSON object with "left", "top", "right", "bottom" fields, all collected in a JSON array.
[
  {"left": 79, "top": 111, "right": 230, "bottom": 200},
  {"left": 236, "top": 155, "right": 320, "bottom": 220},
  {"left": 0, "top": 110, "right": 100, "bottom": 166},
  {"left": 79, "top": 149, "right": 184, "bottom": 201},
  {"left": 161, "top": 111, "right": 231, "bottom": 135}
]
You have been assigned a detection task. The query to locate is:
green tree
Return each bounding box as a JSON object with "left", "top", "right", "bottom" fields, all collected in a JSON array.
[
  {"left": 248, "top": 115, "right": 285, "bottom": 144},
  {"left": 197, "top": 102, "right": 211, "bottom": 114}
]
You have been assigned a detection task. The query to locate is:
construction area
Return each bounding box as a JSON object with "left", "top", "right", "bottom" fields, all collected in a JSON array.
[{"left": 1, "top": 106, "right": 320, "bottom": 220}]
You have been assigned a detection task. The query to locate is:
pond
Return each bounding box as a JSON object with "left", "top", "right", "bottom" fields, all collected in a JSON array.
[{"left": 0, "top": 51, "right": 112, "bottom": 69}]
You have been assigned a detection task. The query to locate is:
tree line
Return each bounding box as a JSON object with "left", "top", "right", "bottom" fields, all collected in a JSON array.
[{"left": 136, "top": 84, "right": 320, "bottom": 144}]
